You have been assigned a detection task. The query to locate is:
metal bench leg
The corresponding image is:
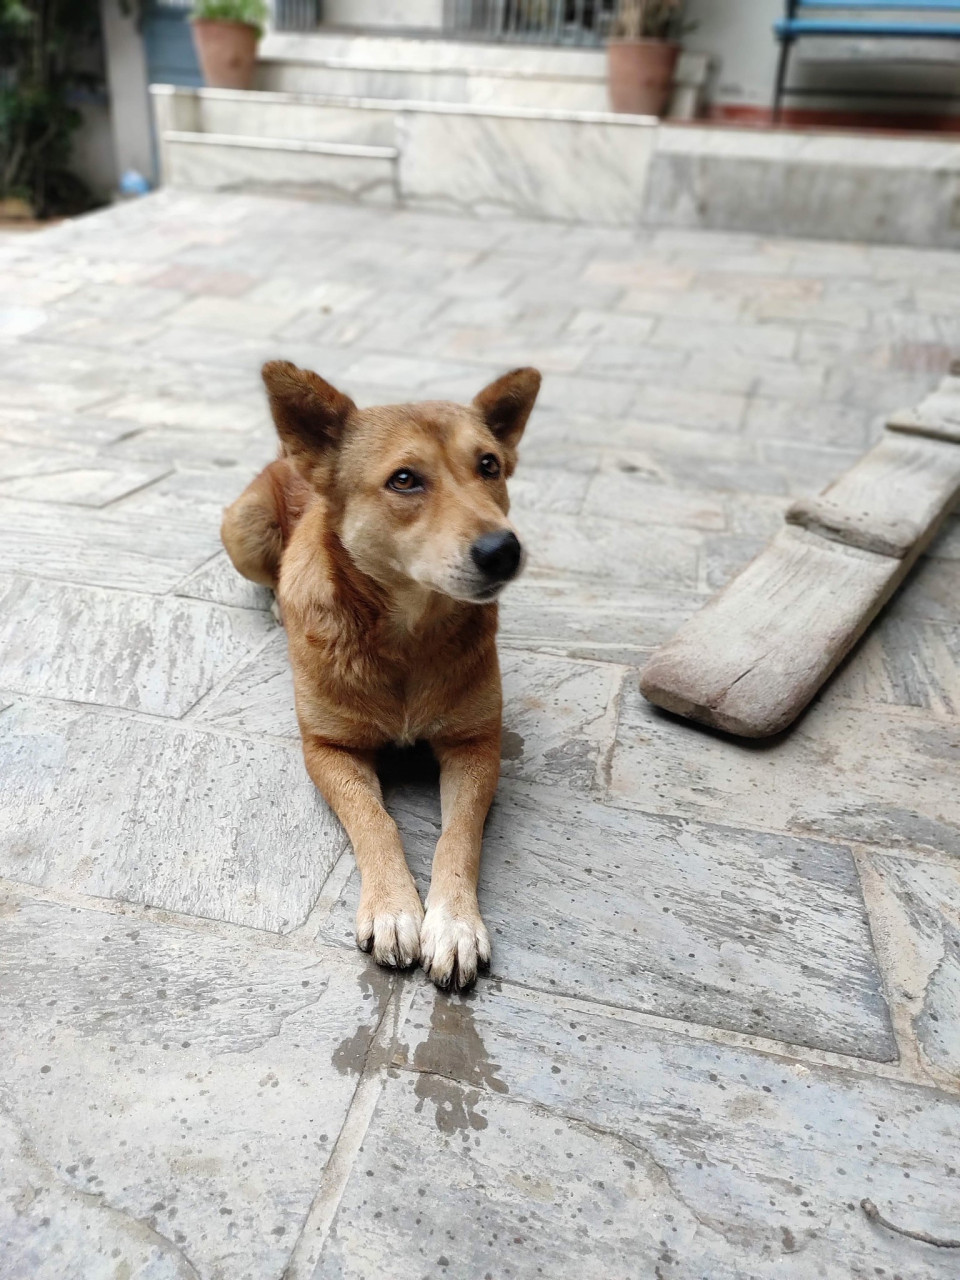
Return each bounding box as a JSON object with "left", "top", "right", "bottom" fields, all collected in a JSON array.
[{"left": 772, "top": 38, "right": 792, "bottom": 125}]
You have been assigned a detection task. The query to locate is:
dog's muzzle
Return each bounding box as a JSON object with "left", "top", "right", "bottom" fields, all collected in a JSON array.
[{"left": 470, "top": 530, "right": 522, "bottom": 585}]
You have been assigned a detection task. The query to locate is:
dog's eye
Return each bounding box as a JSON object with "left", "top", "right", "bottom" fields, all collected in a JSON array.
[
  {"left": 386, "top": 468, "right": 423, "bottom": 493},
  {"left": 478, "top": 454, "right": 501, "bottom": 479}
]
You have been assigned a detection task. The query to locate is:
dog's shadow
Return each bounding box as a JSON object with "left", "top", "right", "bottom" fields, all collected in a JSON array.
[{"left": 377, "top": 740, "right": 440, "bottom": 791}]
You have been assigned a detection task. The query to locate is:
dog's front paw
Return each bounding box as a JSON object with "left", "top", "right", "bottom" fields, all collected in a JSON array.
[
  {"left": 420, "top": 900, "right": 491, "bottom": 991},
  {"left": 356, "top": 882, "right": 424, "bottom": 970}
]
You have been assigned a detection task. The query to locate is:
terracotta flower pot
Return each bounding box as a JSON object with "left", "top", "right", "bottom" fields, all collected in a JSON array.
[
  {"left": 191, "top": 19, "right": 259, "bottom": 91},
  {"left": 607, "top": 39, "right": 681, "bottom": 117}
]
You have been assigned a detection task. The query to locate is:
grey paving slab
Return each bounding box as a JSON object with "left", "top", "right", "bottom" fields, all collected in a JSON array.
[
  {"left": 611, "top": 682, "right": 960, "bottom": 857},
  {"left": 6, "top": 190, "right": 960, "bottom": 1278},
  {"left": 498, "top": 578, "right": 706, "bottom": 665},
  {"left": 742, "top": 395, "right": 877, "bottom": 449},
  {"left": 499, "top": 650, "right": 622, "bottom": 788},
  {"left": 0, "top": 495, "right": 221, "bottom": 594},
  {"left": 0, "top": 457, "right": 170, "bottom": 507},
  {"left": 827, "top": 614, "right": 960, "bottom": 717},
  {"left": 319, "top": 777, "right": 894, "bottom": 1058},
  {"left": 0, "top": 574, "right": 273, "bottom": 717},
  {"left": 516, "top": 511, "right": 702, "bottom": 591},
  {"left": 581, "top": 471, "right": 727, "bottom": 531},
  {"left": 174, "top": 550, "right": 274, "bottom": 612},
  {"left": 886, "top": 554, "right": 960, "bottom": 626},
  {"left": 197, "top": 630, "right": 298, "bottom": 738},
  {"left": 0, "top": 888, "right": 391, "bottom": 1280},
  {"left": 0, "top": 700, "right": 346, "bottom": 931},
  {"left": 106, "top": 426, "right": 275, "bottom": 472},
  {"left": 505, "top": 465, "right": 590, "bottom": 515},
  {"left": 315, "top": 984, "right": 958, "bottom": 1280},
  {"left": 862, "top": 855, "right": 960, "bottom": 1082}
]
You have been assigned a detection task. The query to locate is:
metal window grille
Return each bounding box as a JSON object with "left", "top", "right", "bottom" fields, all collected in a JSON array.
[
  {"left": 442, "top": 0, "right": 616, "bottom": 45},
  {"left": 273, "top": 0, "right": 321, "bottom": 31}
]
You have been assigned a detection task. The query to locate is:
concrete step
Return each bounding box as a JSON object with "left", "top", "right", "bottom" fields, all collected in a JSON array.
[
  {"left": 149, "top": 85, "right": 960, "bottom": 247},
  {"left": 256, "top": 31, "right": 707, "bottom": 117},
  {"left": 160, "top": 84, "right": 397, "bottom": 146},
  {"left": 150, "top": 85, "right": 656, "bottom": 221},
  {"left": 151, "top": 86, "right": 398, "bottom": 203}
]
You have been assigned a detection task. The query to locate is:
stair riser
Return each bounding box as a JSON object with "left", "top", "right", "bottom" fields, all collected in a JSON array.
[
  {"left": 163, "top": 138, "right": 396, "bottom": 205},
  {"left": 199, "top": 95, "right": 396, "bottom": 146},
  {"left": 256, "top": 63, "right": 609, "bottom": 112}
]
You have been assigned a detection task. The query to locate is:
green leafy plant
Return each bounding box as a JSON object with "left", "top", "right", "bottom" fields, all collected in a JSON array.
[
  {"left": 191, "top": 0, "right": 269, "bottom": 36},
  {"left": 0, "top": 0, "right": 102, "bottom": 218},
  {"left": 612, "top": 0, "right": 686, "bottom": 40}
]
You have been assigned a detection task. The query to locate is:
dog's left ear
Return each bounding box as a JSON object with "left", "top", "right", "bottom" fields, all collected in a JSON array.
[{"left": 473, "top": 368, "right": 541, "bottom": 458}]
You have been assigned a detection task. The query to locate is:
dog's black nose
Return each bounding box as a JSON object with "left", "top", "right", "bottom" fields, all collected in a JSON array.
[{"left": 471, "top": 530, "right": 522, "bottom": 582}]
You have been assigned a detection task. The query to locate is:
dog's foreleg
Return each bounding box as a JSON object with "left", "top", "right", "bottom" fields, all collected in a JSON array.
[
  {"left": 302, "top": 737, "right": 423, "bottom": 968},
  {"left": 421, "top": 730, "right": 500, "bottom": 991}
]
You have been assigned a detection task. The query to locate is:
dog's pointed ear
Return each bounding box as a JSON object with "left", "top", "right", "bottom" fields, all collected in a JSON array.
[
  {"left": 473, "top": 367, "right": 541, "bottom": 455},
  {"left": 262, "top": 360, "right": 356, "bottom": 465}
]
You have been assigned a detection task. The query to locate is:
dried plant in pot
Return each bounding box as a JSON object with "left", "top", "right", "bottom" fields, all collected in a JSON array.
[
  {"left": 607, "top": 0, "right": 685, "bottom": 117},
  {"left": 191, "top": 0, "right": 268, "bottom": 91}
]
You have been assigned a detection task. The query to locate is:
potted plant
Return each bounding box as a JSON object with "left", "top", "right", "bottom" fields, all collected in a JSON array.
[
  {"left": 191, "top": 0, "right": 269, "bottom": 92},
  {"left": 607, "top": 0, "right": 685, "bottom": 118}
]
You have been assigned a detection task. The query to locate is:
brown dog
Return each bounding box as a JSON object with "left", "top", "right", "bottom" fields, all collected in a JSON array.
[{"left": 221, "top": 361, "right": 541, "bottom": 990}]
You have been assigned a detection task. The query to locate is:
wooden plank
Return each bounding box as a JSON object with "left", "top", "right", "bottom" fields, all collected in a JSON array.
[
  {"left": 887, "top": 373, "right": 960, "bottom": 444},
  {"left": 785, "top": 432, "right": 960, "bottom": 557},
  {"left": 640, "top": 526, "right": 901, "bottom": 736},
  {"left": 640, "top": 399, "right": 960, "bottom": 737}
]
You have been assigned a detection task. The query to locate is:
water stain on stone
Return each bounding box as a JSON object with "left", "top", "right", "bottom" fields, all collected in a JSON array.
[
  {"left": 332, "top": 959, "right": 394, "bottom": 1077},
  {"left": 412, "top": 993, "right": 508, "bottom": 1135},
  {"left": 780, "top": 1225, "right": 798, "bottom": 1253},
  {"left": 500, "top": 729, "right": 524, "bottom": 761}
]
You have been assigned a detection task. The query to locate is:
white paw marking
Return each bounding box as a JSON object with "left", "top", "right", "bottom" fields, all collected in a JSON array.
[
  {"left": 420, "top": 902, "right": 491, "bottom": 991},
  {"left": 356, "top": 908, "right": 422, "bottom": 970}
]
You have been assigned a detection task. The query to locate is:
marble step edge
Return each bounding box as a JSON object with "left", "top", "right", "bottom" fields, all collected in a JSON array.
[
  {"left": 149, "top": 83, "right": 659, "bottom": 129},
  {"left": 161, "top": 129, "right": 398, "bottom": 160},
  {"left": 260, "top": 30, "right": 712, "bottom": 85}
]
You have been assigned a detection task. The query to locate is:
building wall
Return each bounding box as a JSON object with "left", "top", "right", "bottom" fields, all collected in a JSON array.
[
  {"left": 100, "top": 0, "right": 156, "bottom": 183},
  {"left": 684, "top": 0, "right": 960, "bottom": 119},
  {"left": 70, "top": 98, "right": 118, "bottom": 201},
  {"left": 323, "top": 0, "right": 444, "bottom": 29}
]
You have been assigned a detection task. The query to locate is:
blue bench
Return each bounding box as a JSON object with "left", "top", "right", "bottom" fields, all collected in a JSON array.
[{"left": 772, "top": 1, "right": 960, "bottom": 121}]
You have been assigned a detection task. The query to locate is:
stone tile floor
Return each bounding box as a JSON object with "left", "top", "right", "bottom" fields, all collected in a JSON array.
[{"left": 1, "top": 190, "right": 959, "bottom": 1279}]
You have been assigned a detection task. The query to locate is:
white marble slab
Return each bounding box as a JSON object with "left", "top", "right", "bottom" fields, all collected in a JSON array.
[
  {"left": 398, "top": 107, "right": 656, "bottom": 226},
  {"left": 163, "top": 136, "right": 397, "bottom": 207}
]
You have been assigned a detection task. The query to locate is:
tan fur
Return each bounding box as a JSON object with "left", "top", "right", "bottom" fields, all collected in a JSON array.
[{"left": 221, "top": 362, "right": 540, "bottom": 990}]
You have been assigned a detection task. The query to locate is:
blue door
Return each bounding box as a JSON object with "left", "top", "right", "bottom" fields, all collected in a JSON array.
[{"left": 142, "top": 0, "right": 202, "bottom": 87}]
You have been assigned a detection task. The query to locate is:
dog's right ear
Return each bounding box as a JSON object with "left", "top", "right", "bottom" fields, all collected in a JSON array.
[{"left": 261, "top": 360, "right": 356, "bottom": 465}]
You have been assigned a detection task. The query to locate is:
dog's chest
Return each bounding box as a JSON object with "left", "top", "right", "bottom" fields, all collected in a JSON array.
[
  {"left": 377, "top": 663, "right": 461, "bottom": 745},
  {"left": 290, "top": 606, "right": 497, "bottom": 748}
]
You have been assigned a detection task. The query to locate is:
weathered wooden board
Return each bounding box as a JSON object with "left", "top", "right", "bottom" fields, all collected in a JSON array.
[
  {"left": 785, "top": 432, "right": 960, "bottom": 558},
  {"left": 888, "top": 374, "right": 960, "bottom": 444},
  {"left": 640, "top": 379, "right": 960, "bottom": 737}
]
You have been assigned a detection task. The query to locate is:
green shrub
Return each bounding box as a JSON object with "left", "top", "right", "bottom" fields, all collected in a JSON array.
[
  {"left": 191, "top": 0, "right": 269, "bottom": 36},
  {"left": 0, "top": 0, "right": 101, "bottom": 218}
]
